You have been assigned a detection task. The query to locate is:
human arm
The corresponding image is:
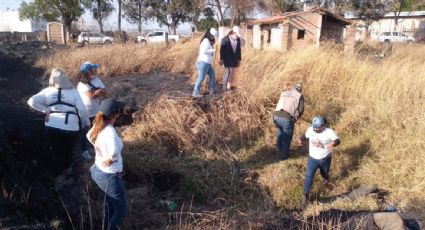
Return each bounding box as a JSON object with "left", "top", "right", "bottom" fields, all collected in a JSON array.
[
  {"left": 298, "top": 95, "right": 305, "bottom": 118},
  {"left": 200, "top": 38, "right": 215, "bottom": 55},
  {"left": 102, "top": 128, "right": 122, "bottom": 167},
  {"left": 75, "top": 90, "right": 90, "bottom": 128},
  {"left": 326, "top": 139, "right": 340, "bottom": 152},
  {"left": 27, "top": 89, "right": 49, "bottom": 113},
  {"left": 219, "top": 38, "right": 226, "bottom": 65}
]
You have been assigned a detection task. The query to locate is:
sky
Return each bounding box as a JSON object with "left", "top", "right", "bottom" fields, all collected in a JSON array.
[{"left": 0, "top": 0, "right": 192, "bottom": 34}]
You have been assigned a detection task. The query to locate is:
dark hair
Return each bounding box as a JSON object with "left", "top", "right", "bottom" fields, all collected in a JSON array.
[
  {"left": 227, "top": 29, "right": 234, "bottom": 36},
  {"left": 200, "top": 28, "right": 215, "bottom": 44},
  {"left": 77, "top": 71, "right": 92, "bottom": 83}
]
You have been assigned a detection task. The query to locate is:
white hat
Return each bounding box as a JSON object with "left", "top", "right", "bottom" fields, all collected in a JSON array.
[
  {"left": 210, "top": 28, "right": 218, "bottom": 38},
  {"left": 232, "top": 26, "right": 241, "bottom": 37},
  {"left": 49, "top": 68, "right": 74, "bottom": 89}
]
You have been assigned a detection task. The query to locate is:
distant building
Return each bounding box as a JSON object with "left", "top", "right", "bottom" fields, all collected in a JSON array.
[
  {"left": 0, "top": 10, "right": 46, "bottom": 32},
  {"left": 345, "top": 11, "right": 425, "bottom": 39},
  {"left": 242, "top": 7, "right": 351, "bottom": 52}
]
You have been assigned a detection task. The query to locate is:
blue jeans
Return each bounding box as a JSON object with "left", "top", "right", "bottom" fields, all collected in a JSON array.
[
  {"left": 193, "top": 60, "right": 216, "bottom": 94},
  {"left": 91, "top": 165, "right": 128, "bottom": 230},
  {"left": 273, "top": 116, "right": 294, "bottom": 160},
  {"left": 303, "top": 156, "right": 332, "bottom": 195}
]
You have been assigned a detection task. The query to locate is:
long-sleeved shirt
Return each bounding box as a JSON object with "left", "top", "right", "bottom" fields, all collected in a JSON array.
[
  {"left": 28, "top": 87, "right": 90, "bottom": 131},
  {"left": 87, "top": 124, "right": 123, "bottom": 173},
  {"left": 198, "top": 38, "right": 215, "bottom": 64}
]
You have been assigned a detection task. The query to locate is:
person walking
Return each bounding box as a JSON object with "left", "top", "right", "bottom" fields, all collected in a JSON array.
[
  {"left": 192, "top": 28, "right": 219, "bottom": 98},
  {"left": 77, "top": 62, "right": 107, "bottom": 160},
  {"left": 297, "top": 116, "right": 340, "bottom": 206},
  {"left": 87, "top": 98, "right": 128, "bottom": 230},
  {"left": 220, "top": 26, "right": 242, "bottom": 92},
  {"left": 27, "top": 68, "right": 90, "bottom": 176},
  {"left": 273, "top": 83, "right": 304, "bottom": 161}
]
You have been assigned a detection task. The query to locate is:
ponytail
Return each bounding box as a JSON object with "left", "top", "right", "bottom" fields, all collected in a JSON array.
[{"left": 89, "top": 112, "right": 108, "bottom": 143}]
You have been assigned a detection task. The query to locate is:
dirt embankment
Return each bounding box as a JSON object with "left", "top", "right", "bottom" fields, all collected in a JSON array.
[{"left": 0, "top": 41, "right": 66, "bottom": 229}]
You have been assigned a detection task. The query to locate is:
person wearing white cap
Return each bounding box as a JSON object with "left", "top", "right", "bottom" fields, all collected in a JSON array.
[
  {"left": 77, "top": 62, "right": 107, "bottom": 160},
  {"left": 219, "top": 25, "right": 242, "bottom": 92},
  {"left": 192, "top": 28, "right": 219, "bottom": 98},
  {"left": 27, "top": 68, "right": 90, "bottom": 176}
]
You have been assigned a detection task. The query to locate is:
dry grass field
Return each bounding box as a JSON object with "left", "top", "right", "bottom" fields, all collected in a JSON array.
[{"left": 37, "top": 40, "right": 425, "bottom": 228}]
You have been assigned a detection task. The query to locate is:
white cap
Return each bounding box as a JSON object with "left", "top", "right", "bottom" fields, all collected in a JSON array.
[
  {"left": 232, "top": 26, "right": 241, "bottom": 37},
  {"left": 210, "top": 28, "right": 218, "bottom": 38}
]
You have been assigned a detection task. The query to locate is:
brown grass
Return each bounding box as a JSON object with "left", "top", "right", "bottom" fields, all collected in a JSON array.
[{"left": 37, "top": 41, "right": 425, "bottom": 228}]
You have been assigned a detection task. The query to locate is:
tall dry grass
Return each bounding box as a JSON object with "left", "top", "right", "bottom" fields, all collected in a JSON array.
[{"left": 37, "top": 41, "right": 425, "bottom": 228}]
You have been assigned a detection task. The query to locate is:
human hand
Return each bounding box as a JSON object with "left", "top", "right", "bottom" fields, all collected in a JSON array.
[
  {"left": 102, "top": 159, "right": 114, "bottom": 167},
  {"left": 326, "top": 142, "right": 335, "bottom": 152},
  {"left": 219, "top": 60, "right": 223, "bottom": 65},
  {"left": 45, "top": 111, "right": 50, "bottom": 122},
  {"left": 236, "top": 60, "right": 241, "bottom": 67},
  {"left": 296, "top": 137, "right": 303, "bottom": 146}
]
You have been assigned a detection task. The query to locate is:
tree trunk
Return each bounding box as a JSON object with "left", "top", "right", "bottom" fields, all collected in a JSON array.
[
  {"left": 64, "top": 20, "right": 73, "bottom": 45},
  {"left": 215, "top": 0, "right": 225, "bottom": 26},
  {"left": 138, "top": 3, "right": 142, "bottom": 34},
  {"left": 118, "top": 0, "right": 122, "bottom": 41},
  {"left": 97, "top": 0, "right": 103, "bottom": 33}
]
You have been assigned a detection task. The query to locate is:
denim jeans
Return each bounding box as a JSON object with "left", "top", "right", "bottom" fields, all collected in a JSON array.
[
  {"left": 193, "top": 60, "right": 216, "bottom": 94},
  {"left": 273, "top": 116, "right": 295, "bottom": 160},
  {"left": 303, "top": 155, "right": 332, "bottom": 195},
  {"left": 91, "top": 165, "right": 128, "bottom": 230}
]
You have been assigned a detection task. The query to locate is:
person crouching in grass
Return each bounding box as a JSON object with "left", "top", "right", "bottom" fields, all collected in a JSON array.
[{"left": 297, "top": 116, "right": 340, "bottom": 206}]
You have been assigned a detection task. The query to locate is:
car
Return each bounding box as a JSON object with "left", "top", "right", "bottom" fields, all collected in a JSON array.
[
  {"left": 377, "top": 32, "right": 415, "bottom": 43},
  {"left": 137, "top": 31, "right": 180, "bottom": 44},
  {"left": 77, "top": 32, "right": 114, "bottom": 46}
]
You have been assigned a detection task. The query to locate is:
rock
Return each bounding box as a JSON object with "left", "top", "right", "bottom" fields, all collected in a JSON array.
[
  {"left": 345, "top": 185, "right": 379, "bottom": 200},
  {"left": 373, "top": 212, "right": 405, "bottom": 230}
]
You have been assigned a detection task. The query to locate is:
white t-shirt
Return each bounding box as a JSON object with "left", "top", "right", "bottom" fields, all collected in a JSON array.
[
  {"left": 77, "top": 76, "right": 106, "bottom": 118},
  {"left": 305, "top": 127, "right": 339, "bottom": 160},
  {"left": 27, "top": 87, "right": 90, "bottom": 131},
  {"left": 87, "top": 125, "right": 123, "bottom": 174},
  {"left": 198, "top": 38, "right": 215, "bottom": 64}
]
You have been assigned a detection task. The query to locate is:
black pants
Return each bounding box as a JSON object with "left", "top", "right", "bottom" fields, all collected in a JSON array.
[{"left": 45, "top": 126, "right": 79, "bottom": 176}]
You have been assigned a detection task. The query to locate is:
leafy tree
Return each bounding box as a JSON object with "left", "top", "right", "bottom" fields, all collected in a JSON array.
[
  {"left": 197, "top": 7, "right": 218, "bottom": 31},
  {"left": 122, "top": 0, "right": 150, "bottom": 34},
  {"left": 272, "top": 0, "right": 301, "bottom": 13},
  {"left": 351, "top": 0, "right": 388, "bottom": 36},
  {"left": 19, "top": 0, "right": 83, "bottom": 44},
  {"left": 147, "top": 0, "right": 202, "bottom": 34},
  {"left": 84, "top": 0, "right": 114, "bottom": 33}
]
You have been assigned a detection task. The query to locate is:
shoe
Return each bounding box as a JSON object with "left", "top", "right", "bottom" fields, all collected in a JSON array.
[
  {"left": 192, "top": 92, "right": 203, "bottom": 98},
  {"left": 82, "top": 150, "right": 93, "bottom": 160}
]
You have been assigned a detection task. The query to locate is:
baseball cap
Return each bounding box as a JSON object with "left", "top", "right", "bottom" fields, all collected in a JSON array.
[
  {"left": 80, "top": 62, "right": 100, "bottom": 73},
  {"left": 210, "top": 28, "right": 218, "bottom": 38},
  {"left": 99, "top": 98, "right": 126, "bottom": 118},
  {"left": 232, "top": 26, "right": 241, "bottom": 37},
  {"left": 311, "top": 116, "right": 325, "bottom": 128}
]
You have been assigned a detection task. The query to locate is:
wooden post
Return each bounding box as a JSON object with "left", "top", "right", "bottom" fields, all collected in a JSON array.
[{"left": 165, "top": 32, "right": 169, "bottom": 45}]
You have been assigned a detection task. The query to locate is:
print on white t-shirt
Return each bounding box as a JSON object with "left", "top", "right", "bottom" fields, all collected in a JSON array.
[{"left": 305, "top": 127, "right": 339, "bottom": 160}]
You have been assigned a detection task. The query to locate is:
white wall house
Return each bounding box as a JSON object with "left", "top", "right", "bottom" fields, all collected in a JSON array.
[
  {"left": 0, "top": 10, "right": 46, "bottom": 32},
  {"left": 346, "top": 11, "right": 425, "bottom": 39}
]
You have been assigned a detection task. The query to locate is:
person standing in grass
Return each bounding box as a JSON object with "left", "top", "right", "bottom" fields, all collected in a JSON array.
[
  {"left": 192, "top": 28, "right": 219, "bottom": 98},
  {"left": 220, "top": 26, "right": 242, "bottom": 92},
  {"left": 297, "top": 116, "right": 340, "bottom": 206},
  {"left": 27, "top": 68, "right": 90, "bottom": 176},
  {"left": 87, "top": 98, "right": 128, "bottom": 230},
  {"left": 77, "top": 62, "right": 107, "bottom": 160},
  {"left": 273, "top": 83, "right": 304, "bottom": 161}
]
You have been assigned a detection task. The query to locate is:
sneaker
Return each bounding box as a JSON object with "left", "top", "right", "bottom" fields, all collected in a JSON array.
[
  {"left": 82, "top": 150, "right": 93, "bottom": 160},
  {"left": 192, "top": 92, "right": 204, "bottom": 98}
]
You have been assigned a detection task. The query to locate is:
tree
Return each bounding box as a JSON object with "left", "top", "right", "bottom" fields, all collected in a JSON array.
[
  {"left": 147, "top": 0, "right": 202, "bottom": 35},
  {"left": 197, "top": 7, "right": 219, "bottom": 31},
  {"left": 269, "top": 0, "right": 300, "bottom": 13},
  {"left": 118, "top": 0, "right": 123, "bottom": 41},
  {"left": 351, "top": 0, "right": 389, "bottom": 37},
  {"left": 19, "top": 0, "right": 83, "bottom": 44},
  {"left": 123, "top": 0, "right": 150, "bottom": 34},
  {"left": 85, "top": 0, "right": 114, "bottom": 33},
  {"left": 205, "top": 0, "right": 226, "bottom": 26}
]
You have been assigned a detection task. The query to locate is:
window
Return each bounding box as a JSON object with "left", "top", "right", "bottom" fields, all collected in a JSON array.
[{"left": 297, "top": 30, "right": 305, "bottom": 40}]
